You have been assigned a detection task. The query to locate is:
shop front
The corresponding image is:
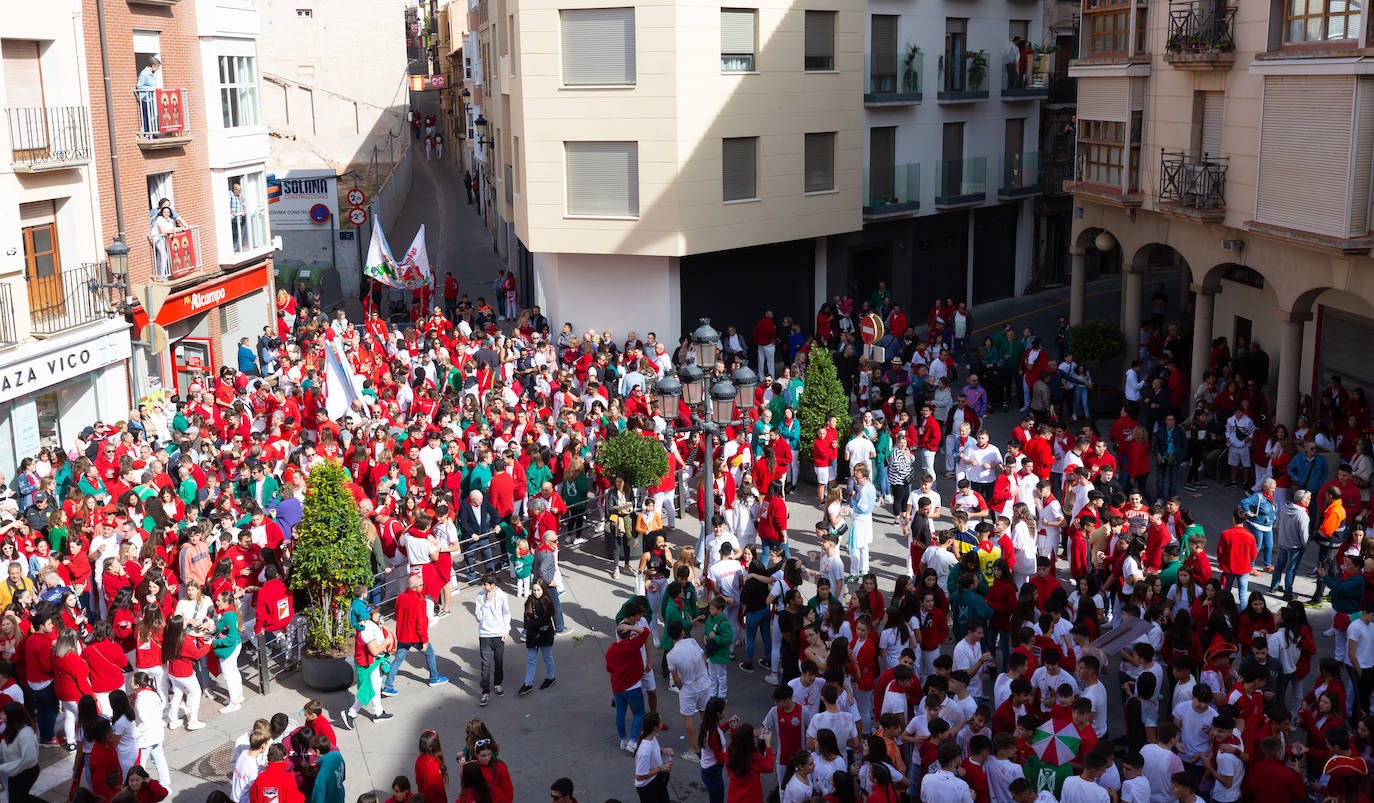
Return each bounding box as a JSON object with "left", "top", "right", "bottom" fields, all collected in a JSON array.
[
  {"left": 131, "top": 262, "right": 273, "bottom": 396},
  {"left": 0, "top": 318, "right": 132, "bottom": 479}
]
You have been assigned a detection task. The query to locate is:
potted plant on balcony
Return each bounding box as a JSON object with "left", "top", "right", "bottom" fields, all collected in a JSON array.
[
  {"left": 966, "top": 50, "right": 989, "bottom": 91},
  {"left": 289, "top": 460, "right": 374, "bottom": 691},
  {"left": 902, "top": 44, "right": 922, "bottom": 93}
]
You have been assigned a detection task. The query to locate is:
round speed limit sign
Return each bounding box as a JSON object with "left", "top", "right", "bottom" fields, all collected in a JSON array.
[
  {"left": 347, "top": 207, "right": 368, "bottom": 226},
  {"left": 346, "top": 187, "right": 367, "bottom": 207}
]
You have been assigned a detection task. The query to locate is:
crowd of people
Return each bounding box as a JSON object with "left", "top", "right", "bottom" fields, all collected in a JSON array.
[{"left": 0, "top": 275, "right": 1371, "bottom": 803}]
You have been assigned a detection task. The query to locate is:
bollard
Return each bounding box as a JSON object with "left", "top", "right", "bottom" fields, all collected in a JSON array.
[{"left": 257, "top": 631, "right": 272, "bottom": 694}]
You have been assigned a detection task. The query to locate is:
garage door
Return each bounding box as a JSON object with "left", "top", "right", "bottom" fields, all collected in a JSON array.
[{"left": 1316, "top": 306, "right": 1374, "bottom": 405}]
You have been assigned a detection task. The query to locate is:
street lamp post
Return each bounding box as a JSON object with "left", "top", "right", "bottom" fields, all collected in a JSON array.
[{"left": 655, "top": 318, "right": 756, "bottom": 572}]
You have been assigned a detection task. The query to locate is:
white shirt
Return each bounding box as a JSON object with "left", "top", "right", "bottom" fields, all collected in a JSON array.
[
  {"left": 964, "top": 444, "right": 1003, "bottom": 484},
  {"left": 1211, "top": 750, "right": 1243, "bottom": 802},
  {"left": 1140, "top": 742, "right": 1184, "bottom": 803},
  {"left": 922, "top": 546, "right": 959, "bottom": 588},
  {"left": 1347, "top": 617, "right": 1374, "bottom": 669},
  {"left": 952, "top": 637, "right": 987, "bottom": 698},
  {"left": 788, "top": 677, "right": 824, "bottom": 728},
  {"left": 1121, "top": 775, "right": 1151, "bottom": 803},
  {"left": 807, "top": 709, "right": 857, "bottom": 746},
  {"left": 634, "top": 737, "right": 665, "bottom": 787},
  {"left": 1030, "top": 666, "right": 1078, "bottom": 712},
  {"left": 1081, "top": 679, "right": 1109, "bottom": 737},
  {"left": 920, "top": 768, "right": 972, "bottom": 803},
  {"left": 1172, "top": 701, "right": 1217, "bottom": 760},
  {"left": 1060, "top": 775, "right": 1111, "bottom": 803},
  {"left": 845, "top": 436, "right": 876, "bottom": 473},
  {"left": 666, "top": 638, "right": 708, "bottom": 690},
  {"left": 707, "top": 557, "right": 743, "bottom": 601},
  {"left": 231, "top": 749, "right": 263, "bottom": 803}
]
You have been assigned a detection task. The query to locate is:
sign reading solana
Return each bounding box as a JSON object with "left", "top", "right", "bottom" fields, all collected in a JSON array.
[{"left": 268, "top": 170, "right": 338, "bottom": 231}]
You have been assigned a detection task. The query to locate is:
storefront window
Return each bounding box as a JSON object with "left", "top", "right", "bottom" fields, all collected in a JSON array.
[{"left": 33, "top": 392, "right": 59, "bottom": 449}]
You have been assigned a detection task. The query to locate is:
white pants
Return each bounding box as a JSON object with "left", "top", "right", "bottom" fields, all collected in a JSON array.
[
  {"left": 220, "top": 644, "right": 244, "bottom": 703},
  {"left": 94, "top": 692, "right": 111, "bottom": 717},
  {"left": 138, "top": 742, "right": 171, "bottom": 787},
  {"left": 707, "top": 662, "right": 728, "bottom": 700},
  {"left": 849, "top": 546, "right": 869, "bottom": 576},
  {"left": 919, "top": 450, "right": 937, "bottom": 482},
  {"left": 60, "top": 699, "right": 79, "bottom": 745},
  {"left": 168, "top": 673, "right": 202, "bottom": 725},
  {"left": 652, "top": 490, "right": 677, "bottom": 529},
  {"left": 921, "top": 647, "right": 940, "bottom": 679},
  {"left": 786, "top": 459, "right": 799, "bottom": 488},
  {"left": 142, "top": 665, "right": 170, "bottom": 702},
  {"left": 758, "top": 344, "right": 775, "bottom": 377}
]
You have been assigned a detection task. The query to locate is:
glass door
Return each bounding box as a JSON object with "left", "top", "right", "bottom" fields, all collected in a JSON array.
[{"left": 173, "top": 337, "right": 215, "bottom": 397}]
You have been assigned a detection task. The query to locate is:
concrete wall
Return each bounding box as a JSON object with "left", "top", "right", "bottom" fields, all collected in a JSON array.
[{"left": 532, "top": 251, "right": 681, "bottom": 341}]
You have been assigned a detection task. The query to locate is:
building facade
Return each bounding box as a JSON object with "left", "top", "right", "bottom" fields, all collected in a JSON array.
[
  {"left": 0, "top": 2, "right": 133, "bottom": 479},
  {"left": 1067, "top": 0, "right": 1374, "bottom": 427}
]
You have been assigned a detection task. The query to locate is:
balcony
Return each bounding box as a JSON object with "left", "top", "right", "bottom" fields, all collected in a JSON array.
[
  {"left": 935, "top": 157, "right": 987, "bottom": 208},
  {"left": 863, "top": 163, "right": 920, "bottom": 219},
  {"left": 1164, "top": 1, "right": 1236, "bottom": 69},
  {"left": 864, "top": 52, "right": 922, "bottom": 106},
  {"left": 938, "top": 51, "right": 990, "bottom": 102},
  {"left": 1064, "top": 155, "right": 1145, "bottom": 206},
  {"left": 5, "top": 106, "right": 92, "bottom": 172},
  {"left": 999, "top": 153, "right": 1043, "bottom": 200},
  {"left": 147, "top": 224, "right": 204, "bottom": 282},
  {"left": 29, "top": 261, "right": 116, "bottom": 337},
  {"left": 1002, "top": 54, "right": 1050, "bottom": 100},
  {"left": 133, "top": 88, "right": 193, "bottom": 150},
  {"left": 1157, "top": 151, "right": 1227, "bottom": 221}
]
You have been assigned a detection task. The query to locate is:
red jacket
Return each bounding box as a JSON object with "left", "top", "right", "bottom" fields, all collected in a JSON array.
[
  {"left": 1217, "top": 525, "right": 1258, "bottom": 575},
  {"left": 605, "top": 628, "right": 649, "bottom": 693},
  {"left": 487, "top": 472, "right": 516, "bottom": 519},
  {"left": 254, "top": 578, "right": 293, "bottom": 634},
  {"left": 415, "top": 753, "right": 448, "bottom": 803},
  {"left": 394, "top": 588, "right": 431, "bottom": 644},
  {"left": 168, "top": 634, "right": 210, "bottom": 678},
  {"left": 251, "top": 761, "right": 304, "bottom": 803},
  {"left": 756, "top": 493, "right": 788, "bottom": 543},
  {"left": 1242, "top": 756, "right": 1308, "bottom": 803},
  {"left": 85, "top": 639, "right": 129, "bottom": 694},
  {"left": 90, "top": 739, "right": 124, "bottom": 798},
  {"left": 53, "top": 651, "right": 93, "bottom": 702},
  {"left": 24, "top": 629, "right": 56, "bottom": 685}
]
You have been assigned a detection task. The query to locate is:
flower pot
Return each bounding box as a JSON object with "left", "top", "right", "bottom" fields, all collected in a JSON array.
[{"left": 302, "top": 654, "right": 354, "bottom": 692}]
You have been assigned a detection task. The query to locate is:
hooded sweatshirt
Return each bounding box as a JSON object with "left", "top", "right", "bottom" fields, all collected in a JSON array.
[{"left": 1275, "top": 501, "right": 1311, "bottom": 551}]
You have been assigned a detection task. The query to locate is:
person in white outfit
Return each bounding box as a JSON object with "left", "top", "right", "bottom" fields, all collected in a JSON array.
[
  {"left": 848, "top": 465, "right": 877, "bottom": 576},
  {"left": 131, "top": 671, "right": 172, "bottom": 788}
]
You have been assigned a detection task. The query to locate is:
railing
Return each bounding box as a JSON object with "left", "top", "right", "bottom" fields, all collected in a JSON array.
[
  {"left": 5, "top": 106, "right": 92, "bottom": 169},
  {"left": 862, "top": 162, "right": 920, "bottom": 216},
  {"left": 30, "top": 261, "right": 115, "bottom": 336},
  {"left": 1166, "top": 1, "right": 1236, "bottom": 55},
  {"left": 938, "top": 50, "right": 990, "bottom": 100},
  {"left": 0, "top": 284, "right": 18, "bottom": 347},
  {"left": 148, "top": 224, "right": 203, "bottom": 281},
  {"left": 1158, "top": 151, "right": 1226, "bottom": 209},
  {"left": 133, "top": 88, "right": 192, "bottom": 142},
  {"left": 935, "top": 157, "right": 988, "bottom": 204},
  {"left": 1000, "top": 152, "right": 1042, "bottom": 195},
  {"left": 865, "top": 54, "right": 922, "bottom": 101}
]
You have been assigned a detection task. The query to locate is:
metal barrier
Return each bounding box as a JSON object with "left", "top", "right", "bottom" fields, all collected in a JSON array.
[{"left": 242, "top": 613, "right": 307, "bottom": 694}]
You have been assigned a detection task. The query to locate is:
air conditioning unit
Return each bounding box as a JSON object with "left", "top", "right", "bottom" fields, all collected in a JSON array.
[{"left": 1222, "top": 239, "right": 1243, "bottom": 251}]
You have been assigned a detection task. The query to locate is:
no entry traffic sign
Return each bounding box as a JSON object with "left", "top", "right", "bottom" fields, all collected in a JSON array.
[{"left": 860, "top": 313, "right": 884, "bottom": 345}]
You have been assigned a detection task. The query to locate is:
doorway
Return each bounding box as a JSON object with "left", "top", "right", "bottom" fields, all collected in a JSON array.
[
  {"left": 172, "top": 338, "right": 215, "bottom": 397},
  {"left": 850, "top": 247, "right": 891, "bottom": 309}
]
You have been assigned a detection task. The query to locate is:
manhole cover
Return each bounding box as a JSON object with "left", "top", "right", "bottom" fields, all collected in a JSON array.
[{"left": 181, "top": 742, "right": 235, "bottom": 781}]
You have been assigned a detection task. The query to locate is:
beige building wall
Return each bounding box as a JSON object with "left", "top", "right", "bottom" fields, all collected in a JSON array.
[{"left": 508, "top": 0, "right": 864, "bottom": 258}]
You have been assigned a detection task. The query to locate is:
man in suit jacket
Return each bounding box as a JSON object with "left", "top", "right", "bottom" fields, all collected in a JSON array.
[{"left": 459, "top": 489, "right": 502, "bottom": 581}]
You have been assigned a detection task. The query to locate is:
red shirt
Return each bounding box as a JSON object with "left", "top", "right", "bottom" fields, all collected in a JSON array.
[
  {"left": 1217, "top": 525, "right": 1258, "bottom": 575},
  {"left": 394, "top": 588, "right": 431, "bottom": 644},
  {"left": 725, "top": 747, "right": 776, "bottom": 803},
  {"left": 251, "top": 762, "right": 304, "bottom": 803}
]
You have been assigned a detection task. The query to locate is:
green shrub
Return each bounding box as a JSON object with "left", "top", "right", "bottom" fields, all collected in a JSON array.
[
  {"left": 597, "top": 430, "right": 670, "bottom": 489},
  {"left": 1067, "top": 319, "right": 1126, "bottom": 364},
  {"left": 288, "top": 461, "right": 373, "bottom": 657},
  {"left": 798, "top": 348, "right": 851, "bottom": 463}
]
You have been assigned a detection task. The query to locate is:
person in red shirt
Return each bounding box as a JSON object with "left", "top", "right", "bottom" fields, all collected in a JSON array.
[
  {"left": 385, "top": 574, "right": 446, "bottom": 693},
  {"left": 1243, "top": 734, "right": 1309, "bottom": 803},
  {"left": 415, "top": 728, "right": 450, "bottom": 803},
  {"left": 756, "top": 481, "right": 789, "bottom": 555},
  {"left": 87, "top": 718, "right": 124, "bottom": 799},
  {"left": 253, "top": 565, "right": 295, "bottom": 666},
  {"left": 812, "top": 428, "right": 837, "bottom": 505},
  {"left": 963, "top": 735, "right": 993, "bottom": 803},
  {"left": 250, "top": 743, "right": 304, "bottom": 803},
  {"left": 1217, "top": 508, "right": 1258, "bottom": 602},
  {"left": 1143, "top": 507, "right": 1172, "bottom": 573}
]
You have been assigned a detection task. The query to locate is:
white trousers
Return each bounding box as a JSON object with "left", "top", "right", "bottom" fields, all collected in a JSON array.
[
  {"left": 168, "top": 673, "right": 202, "bottom": 725},
  {"left": 220, "top": 643, "right": 244, "bottom": 703}
]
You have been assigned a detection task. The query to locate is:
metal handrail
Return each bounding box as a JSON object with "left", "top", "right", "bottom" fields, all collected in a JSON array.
[
  {"left": 1158, "top": 151, "right": 1227, "bottom": 209},
  {"left": 29, "top": 261, "right": 114, "bottom": 336},
  {"left": 4, "top": 106, "right": 92, "bottom": 167},
  {"left": 1166, "top": 1, "right": 1236, "bottom": 52}
]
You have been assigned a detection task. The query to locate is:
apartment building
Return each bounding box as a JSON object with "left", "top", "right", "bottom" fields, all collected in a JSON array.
[
  {"left": 459, "top": 0, "right": 865, "bottom": 337},
  {"left": 0, "top": 2, "right": 132, "bottom": 478},
  {"left": 827, "top": 0, "right": 1046, "bottom": 316},
  {"left": 79, "top": 0, "right": 274, "bottom": 398},
  {"left": 1067, "top": 0, "right": 1374, "bottom": 426},
  {"left": 258, "top": 0, "right": 410, "bottom": 290}
]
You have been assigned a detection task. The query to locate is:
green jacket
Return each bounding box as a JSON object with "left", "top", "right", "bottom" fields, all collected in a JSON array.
[
  {"left": 513, "top": 551, "right": 534, "bottom": 580},
  {"left": 178, "top": 477, "right": 199, "bottom": 507},
  {"left": 952, "top": 588, "right": 994, "bottom": 640},
  {"left": 982, "top": 335, "right": 1011, "bottom": 367},
  {"left": 659, "top": 596, "right": 695, "bottom": 651},
  {"left": 702, "top": 612, "right": 734, "bottom": 665},
  {"left": 560, "top": 474, "right": 590, "bottom": 513},
  {"left": 525, "top": 464, "right": 553, "bottom": 498},
  {"left": 212, "top": 610, "right": 241, "bottom": 658}
]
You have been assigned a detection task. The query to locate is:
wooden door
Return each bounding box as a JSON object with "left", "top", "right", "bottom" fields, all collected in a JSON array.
[{"left": 21, "top": 217, "right": 63, "bottom": 317}]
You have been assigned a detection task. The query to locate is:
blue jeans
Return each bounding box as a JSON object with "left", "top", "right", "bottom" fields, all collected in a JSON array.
[
  {"left": 1224, "top": 572, "right": 1249, "bottom": 606},
  {"left": 877, "top": 462, "right": 890, "bottom": 498},
  {"left": 29, "top": 682, "right": 57, "bottom": 742},
  {"left": 1273, "top": 545, "right": 1304, "bottom": 593},
  {"left": 744, "top": 608, "right": 772, "bottom": 663},
  {"left": 1073, "top": 386, "right": 1089, "bottom": 419},
  {"left": 701, "top": 762, "right": 725, "bottom": 803},
  {"left": 1154, "top": 462, "right": 1179, "bottom": 502},
  {"left": 386, "top": 641, "right": 438, "bottom": 688},
  {"left": 1250, "top": 526, "right": 1273, "bottom": 568},
  {"left": 613, "top": 688, "right": 645, "bottom": 741},
  {"left": 552, "top": 588, "right": 567, "bottom": 632},
  {"left": 524, "top": 645, "right": 554, "bottom": 685}
]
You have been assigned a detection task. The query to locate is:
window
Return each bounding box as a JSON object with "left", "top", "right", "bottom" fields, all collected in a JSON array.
[
  {"left": 147, "top": 172, "right": 174, "bottom": 214},
  {"left": 296, "top": 8, "right": 312, "bottom": 17},
  {"left": 1084, "top": 0, "right": 1130, "bottom": 57},
  {"left": 1009, "top": 20, "right": 1029, "bottom": 40},
  {"left": 560, "top": 8, "right": 636, "bottom": 86},
  {"left": 218, "top": 55, "right": 260, "bottom": 128},
  {"left": 870, "top": 15, "right": 898, "bottom": 92},
  {"left": 565, "top": 141, "right": 639, "bottom": 216},
  {"left": 722, "top": 136, "right": 758, "bottom": 201},
  {"left": 805, "top": 11, "right": 836, "bottom": 71},
  {"left": 804, "top": 132, "right": 835, "bottom": 193},
  {"left": 721, "top": 9, "right": 757, "bottom": 72},
  {"left": 1080, "top": 119, "right": 1124, "bottom": 186},
  {"left": 225, "top": 171, "right": 269, "bottom": 254},
  {"left": 943, "top": 18, "right": 968, "bottom": 91},
  {"left": 1285, "top": 0, "right": 1359, "bottom": 42}
]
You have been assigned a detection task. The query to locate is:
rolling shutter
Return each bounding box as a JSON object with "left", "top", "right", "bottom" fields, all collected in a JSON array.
[
  {"left": 565, "top": 141, "right": 639, "bottom": 217},
  {"left": 805, "top": 11, "right": 835, "bottom": 69},
  {"left": 560, "top": 8, "right": 636, "bottom": 85},
  {"left": 1076, "top": 76, "right": 1129, "bottom": 122},
  {"left": 1199, "top": 91, "right": 1224, "bottom": 158},
  {"left": 2, "top": 41, "right": 43, "bottom": 108},
  {"left": 871, "top": 16, "right": 897, "bottom": 76},
  {"left": 1255, "top": 75, "right": 1352, "bottom": 238},
  {"left": 722, "top": 137, "right": 758, "bottom": 201},
  {"left": 804, "top": 132, "right": 835, "bottom": 193},
  {"left": 721, "top": 10, "right": 756, "bottom": 57}
]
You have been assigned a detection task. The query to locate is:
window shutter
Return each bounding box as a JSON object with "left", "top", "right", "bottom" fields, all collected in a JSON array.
[
  {"left": 722, "top": 137, "right": 758, "bottom": 201},
  {"left": 805, "top": 12, "right": 835, "bottom": 67},
  {"left": 1200, "top": 92, "right": 1224, "bottom": 158},
  {"left": 2, "top": 41, "right": 44, "bottom": 109},
  {"left": 721, "top": 10, "right": 756, "bottom": 56},
  {"left": 871, "top": 16, "right": 898, "bottom": 75},
  {"left": 804, "top": 132, "right": 835, "bottom": 193},
  {"left": 561, "top": 9, "right": 636, "bottom": 85},
  {"left": 565, "top": 141, "right": 639, "bottom": 217}
]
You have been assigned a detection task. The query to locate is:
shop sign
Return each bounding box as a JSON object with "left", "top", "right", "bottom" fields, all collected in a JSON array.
[
  {"left": 268, "top": 170, "right": 338, "bottom": 231},
  {"left": 132, "top": 263, "right": 270, "bottom": 330},
  {"left": 0, "top": 329, "right": 133, "bottom": 405}
]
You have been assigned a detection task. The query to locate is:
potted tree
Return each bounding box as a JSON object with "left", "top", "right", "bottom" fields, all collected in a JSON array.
[
  {"left": 798, "top": 348, "right": 851, "bottom": 473},
  {"left": 289, "top": 460, "right": 374, "bottom": 691},
  {"left": 902, "top": 44, "right": 922, "bottom": 94},
  {"left": 1066, "top": 319, "right": 1127, "bottom": 418},
  {"left": 966, "top": 50, "right": 990, "bottom": 92},
  {"left": 597, "top": 429, "right": 670, "bottom": 494}
]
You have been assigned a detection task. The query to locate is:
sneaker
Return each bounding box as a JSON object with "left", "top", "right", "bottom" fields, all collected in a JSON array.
[
  {"left": 738, "top": 661, "right": 755, "bottom": 672},
  {"left": 63, "top": 741, "right": 78, "bottom": 752},
  {"left": 166, "top": 719, "right": 183, "bottom": 731},
  {"left": 519, "top": 684, "right": 534, "bottom": 696},
  {"left": 41, "top": 738, "right": 64, "bottom": 749},
  {"left": 572, "top": 537, "right": 589, "bottom": 546},
  {"left": 679, "top": 749, "right": 701, "bottom": 763},
  {"left": 428, "top": 676, "right": 449, "bottom": 688},
  {"left": 186, "top": 720, "right": 206, "bottom": 731},
  {"left": 540, "top": 678, "right": 557, "bottom": 690},
  {"left": 381, "top": 686, "right": 400, "bottom": 697},
  {"left": 219, "top": 702, "right": 242, "bottom": 714},
  {"left": 375, "top": 711, "right": 395, "bottom": 722},
  {"left": 619, "top": 738, "right": 630, "bottom": 752},
  {"left": 436, "top": 610, "right": 452, "bottom": 618},
  {"left": 494, "top": 685, "right": 505, "bottom": 696},
  {"left": 1305, "top": 599, "right": 1326, "bottom": 609},
  {"left": 339, "top": 710, "right": 355, "bottom": 730},
  {"left": 764, "top": 673, "right": 780, "bottom": 686},
  {"left": 480, "top": 693, "right": 490, "bottom": 707},
  {"left": 759, "top": 658, "right": 772, "bottom": 670}
]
